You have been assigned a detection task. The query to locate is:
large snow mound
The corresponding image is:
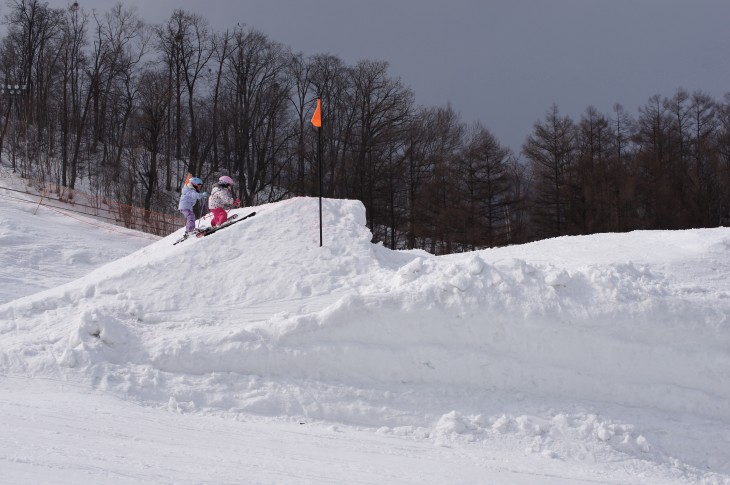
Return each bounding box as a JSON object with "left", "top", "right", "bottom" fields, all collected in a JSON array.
[{"left": 1, "top": 197, "right": 729, "bottom": 479}]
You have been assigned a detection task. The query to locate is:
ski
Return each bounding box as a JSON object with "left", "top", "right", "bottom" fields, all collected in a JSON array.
[
  {"left": 196, "top": 211, "right": 255, "bottom": 237},
  {"left": 173, "top": 215, "right": 239, "bottom": 244},
  {"left": 173, "top": 228, "right": 206, "bottom": 245},
  {"left": 173, "top": 234, "right": 189, "bottom": 245}
]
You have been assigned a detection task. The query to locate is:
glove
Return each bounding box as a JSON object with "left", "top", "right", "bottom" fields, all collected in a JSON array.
[
  {"left": 200, "top": 192, "right": 208, "bottom": 198},
  {"left": 234, "top": 199, "right": 241, "bottom": 207}
]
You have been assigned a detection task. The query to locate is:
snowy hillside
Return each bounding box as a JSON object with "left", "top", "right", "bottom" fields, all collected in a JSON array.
[
  {"left": 0, "top": 185, "right": 156, "bottom": 305},
  {"left": 1, "top": 178, "right": 729, "bottom": 484}
]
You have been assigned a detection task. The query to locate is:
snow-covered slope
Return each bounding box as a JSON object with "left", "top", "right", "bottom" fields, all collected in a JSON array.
[
  {"left": 0, "top": 185, "right": 155, "bottom": 305},
  {"left": 1, "top": 183, "right": 729, "bottom": 483}
]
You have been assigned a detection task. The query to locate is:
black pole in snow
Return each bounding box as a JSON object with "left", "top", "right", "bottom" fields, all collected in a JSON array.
[{"left": 318, "top": 125, "right": 323, "bottom": 247}]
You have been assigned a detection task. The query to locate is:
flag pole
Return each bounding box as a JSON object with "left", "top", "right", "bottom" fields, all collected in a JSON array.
[
  {"left": 311, "top": 97, "right": 323, "bottom": 247},
  {"left": 317, "top": 125, "right": 323, "bottom": 247}
]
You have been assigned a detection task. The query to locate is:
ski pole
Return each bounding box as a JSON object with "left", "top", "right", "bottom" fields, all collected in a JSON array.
[
  {"left": 33, "top": 188, "right": 48, "bottom": 215},
  {"left": 197, "top": 199, "right": 209, "bottom": 231}
]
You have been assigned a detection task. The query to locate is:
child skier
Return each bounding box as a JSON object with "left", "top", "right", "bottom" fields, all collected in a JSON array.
[
  {"left": 208, "top": 175, "right": 240, "bottom": 227},
  {"left": 178, "top": 176, "right": 208, "bottom": 235}
]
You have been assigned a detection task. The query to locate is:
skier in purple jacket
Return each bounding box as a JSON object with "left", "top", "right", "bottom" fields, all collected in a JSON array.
[{"left": 178, "top": 177, "right": 208, "bottom": 235}]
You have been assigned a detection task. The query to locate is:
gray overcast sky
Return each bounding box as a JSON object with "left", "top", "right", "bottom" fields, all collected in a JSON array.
[{"left": 29, "top": 0, "right": 730, "bottom": 154}]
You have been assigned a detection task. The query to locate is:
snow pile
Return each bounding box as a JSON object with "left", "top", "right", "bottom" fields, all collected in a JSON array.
[{"left": 1, "top": 188, "right": 729, "bottom": 483}]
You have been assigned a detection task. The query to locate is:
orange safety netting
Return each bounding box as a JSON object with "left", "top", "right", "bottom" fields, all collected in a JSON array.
[{"left": 2, "top": 177, "right": 187, "bottom": 237}]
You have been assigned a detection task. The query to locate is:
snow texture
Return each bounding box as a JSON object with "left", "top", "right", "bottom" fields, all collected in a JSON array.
[{"left": 1, "top": 171, "right": 729, "bottom": 484}]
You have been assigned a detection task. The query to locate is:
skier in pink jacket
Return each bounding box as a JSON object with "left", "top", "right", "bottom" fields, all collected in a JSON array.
[{"left": 208, "top": 175, "right": 240, "bottom": 227}]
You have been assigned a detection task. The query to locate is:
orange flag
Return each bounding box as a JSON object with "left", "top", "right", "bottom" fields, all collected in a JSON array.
[{"left": 311, "top": 98, "right": 322, "bottom": 128}]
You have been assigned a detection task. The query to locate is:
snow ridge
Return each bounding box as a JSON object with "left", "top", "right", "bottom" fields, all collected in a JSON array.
[{"left": 1, "top": 195, "right": 729, "bottom": 483}]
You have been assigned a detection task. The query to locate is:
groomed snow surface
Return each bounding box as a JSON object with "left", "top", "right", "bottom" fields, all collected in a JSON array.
[{"left": 1, "top": 172, "right": 729, "bottom": 484}]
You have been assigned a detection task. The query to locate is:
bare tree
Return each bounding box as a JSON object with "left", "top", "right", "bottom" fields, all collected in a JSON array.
[
  {"left": 688, "top": 91, "right": 719, "bottom": 223},
  {"left": 610, "top": 103, "right": 636, "bottom": 231},
  {"left": 634, "top": 94, "right": 675, "bottom": 228},
  {"left": 309, "top": 53, "right": 356, "bottom": 198},
  {"left": 348, "top": 59, "right": 413, "bottom": 228},
  {"left": 134, "top": 68, "right": 168, "bottom": 213},
  {"left": 523, "top": 104, "right": 577, "bottom": 238},
  {"left": 57, "top": 1, "right": 86, "bottom": 188},
  {"left": 96, "top": 3, "right": 147, "bottom": 202},
  {"left": 204, "top": 28, "right": 235, "bottom": 175},
  {"left": 407, "top": 104, "right": 464, "bottom": 252},
  {"left": 504, "top": 155, "right": 530, "bottom": 244},
  {"left": 222, "top": 27, "right": 291, "bottom": 205},
  {"left": 458, "top": 122, "right": 511, "bottom": 248},
  {"left": 286, "top": 52, "right": 314, "bottom": 194},
  {"left": 715, "top": 94, "right": 730, "bottom": 223},
  {"left": 4, "top": 0, "right": 62, "bottom": 110},
  {"left": 1, "top": 0, "right": 63, "bottom": 178},
  {"left": 575, "top": 106, "right": 613, "bottom": 233},
  {"left": 157, "top": 9, "right": 213, "bottom": 178}
]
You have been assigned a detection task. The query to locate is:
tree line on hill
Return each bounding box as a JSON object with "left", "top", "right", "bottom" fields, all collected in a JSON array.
[{"left": 2, "top": 0, "right": 729, "bottom": 253}]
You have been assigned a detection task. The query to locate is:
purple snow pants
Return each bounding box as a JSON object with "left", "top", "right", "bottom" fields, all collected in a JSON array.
[{"left": 181, "top": 209, "right": 196, "bottom": 232}]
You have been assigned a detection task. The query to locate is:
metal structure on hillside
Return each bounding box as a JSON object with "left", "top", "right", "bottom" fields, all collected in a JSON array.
[{"left": 1, "top": 83, "right": 27, "bottom": 173}]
